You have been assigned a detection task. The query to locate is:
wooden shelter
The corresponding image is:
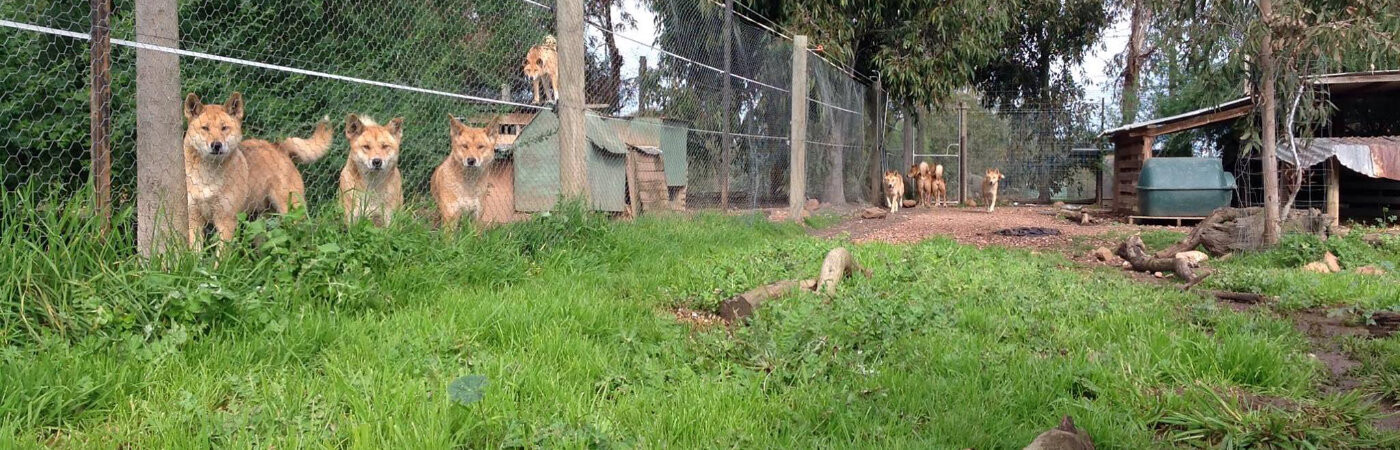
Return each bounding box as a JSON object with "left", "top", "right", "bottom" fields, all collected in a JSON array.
[
  {"left": 614, "top": 117, "right": 690, "bottom": 214},
  {"left": 466, "top": 113, "right": 537, "bottom": 223},
  {"left": 1100, "top": 70, "right": 1400, "bottom": 222}
]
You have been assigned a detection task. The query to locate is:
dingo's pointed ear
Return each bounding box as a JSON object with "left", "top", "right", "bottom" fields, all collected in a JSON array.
[
  {"left": 386, "top": 117, "right": 405, "bottom": 140},
  {"left": 224, "top": 92, "right": 244, "bottom": 120},
  {"left": 345, "top": 114, "right": 365, "bottom": 139},
  {"left": 448, "top": 115, "right": 466, "bottom": 137},
  {"left": 183, "top": 93, "right": 203, "bottom": 120}
]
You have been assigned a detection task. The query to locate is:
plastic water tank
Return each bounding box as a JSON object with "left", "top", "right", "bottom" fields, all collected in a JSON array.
[{"left": 1136, "top": 157, "right": 1236, "bottom": 216}]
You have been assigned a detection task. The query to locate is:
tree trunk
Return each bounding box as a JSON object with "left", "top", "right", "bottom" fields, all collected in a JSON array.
[
  {"left": 865, "top": 78, "right": 884, "bottom": 204},
  {"left": 822, "top": 143, "right": 846, "bottom": 204},
  {"left": 1121, "top": 0, "right": 1153, "bottom": 124},
  {"left": 1155, "top": 206, "right": 1331, "bottom": 257},
  {"left": 902, "top": 107, "right": 914, "bottom": 175},
  {"left": 590, "top": 0, "right": 624, "bottom": 114},
  {"left": 1259, "top": 0, "right": 1281, "bottom": 246}
]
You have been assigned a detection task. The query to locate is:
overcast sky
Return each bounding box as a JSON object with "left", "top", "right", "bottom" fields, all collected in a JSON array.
[{"left": 1076, "top": 15, "right": 1132, "bottom": 104}]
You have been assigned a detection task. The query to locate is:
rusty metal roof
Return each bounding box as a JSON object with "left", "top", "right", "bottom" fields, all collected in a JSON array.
[{"left": 1279, "top": 136, "right": 1400, "bottom": 180}]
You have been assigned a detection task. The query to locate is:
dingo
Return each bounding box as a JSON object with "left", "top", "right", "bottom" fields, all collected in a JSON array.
[
  {"left": 182, "top": 92, "right": 330, "bottom": 249},
  {"left": 431, "top": 115, "right": 499, "bottom": 232},
  {"left": 339, "top": 114, "right": 404, "bottom": 227},
  {"left": 523, "top": 35, "right": 558, "bottom": 104},
  {"left": 982, "top": 169, "right": 1004, "bottom": 213},
  {"left": 883, "top": 170, "right": 905, "bottom": 213}
]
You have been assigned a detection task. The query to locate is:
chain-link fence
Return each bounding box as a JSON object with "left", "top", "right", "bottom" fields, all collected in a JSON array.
[
  {"left": 2, "top": 0, "right": 875, "bottom": 250},
  {"left": 884, "top": 98, "right": 1108, "bottom": 207}
]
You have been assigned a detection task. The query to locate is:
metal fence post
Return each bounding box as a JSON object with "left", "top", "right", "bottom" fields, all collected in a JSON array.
[
  {"left": 789, "top": 35, "right": 808, "bottom": 221},
  {"left": 135, "top": 0, "right": 186, "bottom": 257},
  {"left": 556, "top": 0, "right": 588, "bottom": 201},
  {"left": 958, "top": 102, "right": 968, "bottom": 203},
  {"left": 720, "top": 0, "right": 734, "bottom": 210}
]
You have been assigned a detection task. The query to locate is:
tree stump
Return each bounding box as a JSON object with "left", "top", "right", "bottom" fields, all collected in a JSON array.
[{"left": 1155, "top": 207, "right": 1332, "bottom": 257}]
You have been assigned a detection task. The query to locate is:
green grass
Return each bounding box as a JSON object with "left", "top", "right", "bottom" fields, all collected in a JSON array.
[
  {"left": 1203, "top": 231, "right": 1400, "bottom": 311},
  {"left": 3, "top": 188, "right": 1399, "bottom": 448},
  {"left": 1068, "top": 229, "right": 1186, "bottom": 256}
]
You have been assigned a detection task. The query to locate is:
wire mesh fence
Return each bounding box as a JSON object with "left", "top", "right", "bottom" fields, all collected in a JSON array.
[
  {"left": 882, "top": 98, "right": 1109, "bottom": 207},
  {"left": 2, "top": 0, "right": 881, "bottom": 252}
]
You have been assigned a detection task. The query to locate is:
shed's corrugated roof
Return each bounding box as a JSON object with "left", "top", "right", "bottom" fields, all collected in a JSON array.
[
  {"left": 1279, "top": 136, "right": 1400, "bottom": 180},
  {"left": 1101, "top": 70, "right": 1400, "bottom": 138},
  {"left": 1099, "top": 98, "right": 1252, "bottom": 137}
]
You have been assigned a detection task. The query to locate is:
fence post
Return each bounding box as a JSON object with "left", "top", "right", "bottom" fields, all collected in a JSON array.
[
  {"left": 958, "top": 102, "right": 968, "bottom": 203},
  {"left": 1327, "top": 157, "right": 1340, "bottom": 227},
  {"left": 135, "top": 0, "right": 186, "bottom": 257},
  {"left": 1096, "top": 98, "right": 1105, "bottom": 207},
  {"left": 90, "top": 0, "right": 112, "bottom": 235},
  {"left": 720, "top": 0, "right": 734, "bottom": 210},
  {"left": 901, "top": 106, "right": 914, "bottom": 176},
  {"left": 556, "top": 0, "right": 588, "bottom": 202},
  {"left": 637, "top": 56, "right": 648, "bottom": 115},
  {"left": 789, "top": 35, "right": 809, "bottom": 221},
  {"left": 500, "top": 83, "right": 510, "bottom": 102}
]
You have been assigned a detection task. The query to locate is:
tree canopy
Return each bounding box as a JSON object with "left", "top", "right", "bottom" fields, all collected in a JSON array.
[{"left": 742, "top": 0, "right": 1111, "bottom": 108}]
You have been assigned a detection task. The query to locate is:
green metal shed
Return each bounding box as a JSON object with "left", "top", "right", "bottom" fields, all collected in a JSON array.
[{"left": 511, "top": 111, "right": 630, "bottom": 212}]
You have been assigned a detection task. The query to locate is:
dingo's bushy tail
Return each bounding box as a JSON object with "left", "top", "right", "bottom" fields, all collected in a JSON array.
[
  {"left": 934, "top": 164, "right": 944, "bottom": 180},
  {"left": 279, "top": 115, "right": 333, "bottom": 164}
]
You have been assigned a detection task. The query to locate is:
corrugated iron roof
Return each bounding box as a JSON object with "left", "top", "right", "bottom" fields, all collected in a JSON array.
[
  {"left": 1101, "top": 70, "right": 1400, "bottom": 138},
  {"left": 1279, "top": 136, "right": 1400, "bottom": 180}
]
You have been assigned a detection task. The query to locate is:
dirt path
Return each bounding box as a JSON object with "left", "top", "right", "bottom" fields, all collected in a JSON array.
[{"left": 813, "top": 205, "right": 1146, "bottom": 250}]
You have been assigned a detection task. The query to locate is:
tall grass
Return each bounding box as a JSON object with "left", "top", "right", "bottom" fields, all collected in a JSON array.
[
  {"left": 0, "top": 186, "right": 615, "bottom": 349},
  {"left": 3, "top": 189, "right": 1398, "bottom": 448}
]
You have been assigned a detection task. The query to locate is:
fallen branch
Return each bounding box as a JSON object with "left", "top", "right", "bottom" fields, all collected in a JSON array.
[
  {"left": 1180, "top": 272, "right": 1212, "bottom": 291},
  {"left": 1117, "top": 235, "right": 1204, "bottom": 284},
  {"left": 816, "top": 247, "right": 871, "bottom": 294},
  {"left": 717, "top": 279, "right": 813, "bottom": 323},
  {"left": 1367, "top": 311, "right": 1400, "bottom": 337},
  {"left": 1209, "top": 291, "right": 1271, "bottom": 304},
  {"left": 717, "top": 247, "right": 868, "bottom": 324},
  {"left": 1057, "top": 209, "right": 1097, "bottom": 225}
]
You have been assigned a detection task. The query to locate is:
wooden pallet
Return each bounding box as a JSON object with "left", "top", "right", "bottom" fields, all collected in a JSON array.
[{"left": 1128, "top": 215, "right": 1206, "bottom": 226}]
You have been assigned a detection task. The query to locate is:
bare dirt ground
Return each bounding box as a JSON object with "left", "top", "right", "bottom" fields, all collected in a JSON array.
[{"left": 813, "top": 204, "right": 1159, "bottom": 250}]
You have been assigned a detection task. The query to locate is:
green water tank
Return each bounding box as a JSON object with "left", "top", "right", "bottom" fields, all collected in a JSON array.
[{"left": 1136, "top": 157, "right": 1236, "bottom": 217}]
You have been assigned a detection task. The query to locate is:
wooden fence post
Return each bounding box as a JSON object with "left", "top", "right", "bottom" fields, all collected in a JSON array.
[
  {"left": 90, "top": 0, "right": 112, "bottom": 235},
  {"left": 958, "top": 102, "right": 968, "bottom": 203},
  {"left": 902, "top": 106, "right": 914, "bottom": 176},
  {"left": 555, "top": 0, "right": 588, "bottom": 202},
  {"left": 789, "top": 35, "right": 808, "bottom": 221},
  {"left": 135, "top": 0, "right": 186, "bottom": 257},
  {"left": 637, "top": 56, "right": 648, "bottom": 115},
  {"left": 1327, "top": 157, "right": 1340, "bottom": 227},
  {"left": 720, "top": 0, "right": 734, "bottom": 210}
]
